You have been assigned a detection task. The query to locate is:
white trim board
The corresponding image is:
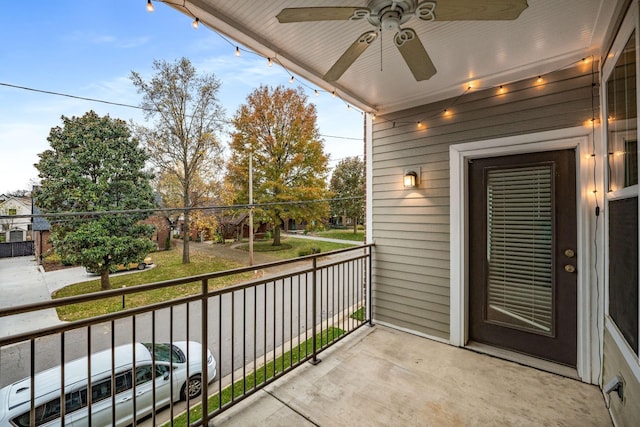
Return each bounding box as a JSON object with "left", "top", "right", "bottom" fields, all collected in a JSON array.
[{"left": 449, "top": 126, "right": 600, "bottom": 384}]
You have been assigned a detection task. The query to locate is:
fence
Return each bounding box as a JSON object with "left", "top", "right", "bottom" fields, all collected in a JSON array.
[
  {"left": 0, "top": 241, "right": 34, "bottom": 258},
  {"left": 0, "top": 244, "right": 373, "bottom": 426}
]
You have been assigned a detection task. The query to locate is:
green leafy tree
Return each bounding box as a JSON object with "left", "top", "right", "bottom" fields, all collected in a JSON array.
[
  {"left": 131, "top": 57, "right": 225, "bottom": 264},
  {"left": 227, "top": 85, "right": 329, "bottom": 246},
  {"left": 34, "top": 111, "right": 156, "bottom": 290},
  {"left": 329, "top": 156, "right": 365, "bottom": 233}
]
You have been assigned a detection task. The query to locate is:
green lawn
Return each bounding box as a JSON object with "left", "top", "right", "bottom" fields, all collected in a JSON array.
[
  {"left": 53, "top": 237, "right": 359, "bottom": 321},
  {"left": 164, "top": 327, "right": 345, "bottom": 427},
  {"left": 315, "top": 228, "right": 364, "bottom": 242},
  {"left": 53, "top": 250, "right": 251, "bottom": 321},
  {"left": 236, "top": 236, "right": 357, "bottom": 259}
]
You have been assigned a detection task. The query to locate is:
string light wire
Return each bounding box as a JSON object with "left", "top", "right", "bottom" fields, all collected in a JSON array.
[{"left": 374, "top": 56, "right": 595, "bottom": 129}]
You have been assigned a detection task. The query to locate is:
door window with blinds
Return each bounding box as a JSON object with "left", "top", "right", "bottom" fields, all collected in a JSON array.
[{"left": 485, "top": 164, "right": 554, "bottom": 336}]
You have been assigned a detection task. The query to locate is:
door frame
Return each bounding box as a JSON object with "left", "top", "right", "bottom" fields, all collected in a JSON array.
[{"left": 449, "top": 126, "right": 599, "bottom": 384}]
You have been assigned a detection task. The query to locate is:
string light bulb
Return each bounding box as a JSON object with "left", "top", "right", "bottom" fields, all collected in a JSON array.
[
  {"left": 332, "top": 91, "right": 336, "bottom": 98},
  {"left": 267, "top": 57, "right": 273, "bottom": 67},
  {"left": 235, "top": 46, "right": 240, "bottom": 57},
  {"left": 537, "top": 76, "right": 543, "bottom": 83},
  {"left": 192, "top": 17, "right": 199, "bottom": 29},
  {"left": 346, "top": 104, "right": 351, "bottom": 110},
  {"left": 372, "top": 113, "right": 377, "bottom": 120},
  {"left": 289, "top": 75, "right": 294, "bottom": 84},
  {"left": 146, "top": 0, "right": 154, "bottom": 12},
  {"left": 417, "top": 121, "right": 423, "bottom": 128},
  {"left": 314, "top": 89, "right": 319, "bottom": 96}
]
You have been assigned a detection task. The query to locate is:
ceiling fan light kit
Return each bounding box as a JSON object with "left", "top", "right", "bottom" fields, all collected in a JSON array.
[{"left": 276, "top": 0, "right": 528, "bottom": 82}]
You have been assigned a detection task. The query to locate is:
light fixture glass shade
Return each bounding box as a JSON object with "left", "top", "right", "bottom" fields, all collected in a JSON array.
[{"left": 404, "top": 171, "right": 418, "bottom": 188}]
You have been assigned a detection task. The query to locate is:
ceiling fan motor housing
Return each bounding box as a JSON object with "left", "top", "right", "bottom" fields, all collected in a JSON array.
[{"left": 366, "top": 0, "right": 418, "bottom": 29}]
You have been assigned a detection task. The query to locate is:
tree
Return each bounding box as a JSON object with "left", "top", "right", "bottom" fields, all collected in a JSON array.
[
  {"left": 131, "top": 57, "right": 225, "bottom": 263},
  {"left": 34, "top": 111, "right": 156, "bottom": 290},
  {"left": 227, "top": 85, "right": 330, "bottom": 246},
  {"left": 329, "top": 157, "right": 365, "bottom": 233}
]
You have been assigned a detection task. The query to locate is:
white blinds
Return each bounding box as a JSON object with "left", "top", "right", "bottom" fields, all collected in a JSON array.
[{"left": 486, "top": 165, "right": 553, "bottom": 333}]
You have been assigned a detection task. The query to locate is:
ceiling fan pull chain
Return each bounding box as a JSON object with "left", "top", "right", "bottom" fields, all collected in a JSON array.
[{"left": 380, "top": 28, "right": 383, "bottom": 72}]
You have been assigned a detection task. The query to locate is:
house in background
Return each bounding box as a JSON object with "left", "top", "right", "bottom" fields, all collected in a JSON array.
[
  {"left": 0, "top": 196, "right": 32, "bottom": 242},
  {"left": 148, "top": 0, "right": 639, "bottom": 423},
  {"left": 142, "top": 215, "right": 172, "bottom": 250}
]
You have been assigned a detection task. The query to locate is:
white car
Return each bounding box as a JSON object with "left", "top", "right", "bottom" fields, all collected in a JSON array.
[{"left": 0, "top": 341, "right": 216, "bottom": 427}]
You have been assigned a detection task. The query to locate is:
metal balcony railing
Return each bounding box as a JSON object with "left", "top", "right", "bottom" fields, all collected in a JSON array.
[{"left": 0, "top": 244, "right": 373, "bottom": 426}]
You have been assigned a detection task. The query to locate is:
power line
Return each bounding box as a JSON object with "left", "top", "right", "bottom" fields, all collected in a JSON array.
[
  {"left": 322, "top": 134, "right": 362, "bottom": 141},
  {"left": 0, "top": 82, "right": 145, "bottom": 111},
  {"left": 0, "top": 81, "right": 363, "bottom": 141},
  {"left": 2, "top": 196, "right": 364, "bottom": 221}
]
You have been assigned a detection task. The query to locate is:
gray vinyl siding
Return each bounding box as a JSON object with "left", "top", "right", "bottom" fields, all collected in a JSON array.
[
  {"left": 371, "top": 64, "right": 598, "bottom": 339},
  {"left": 603, "top": 329, "right": 640, "bottom": 425}
]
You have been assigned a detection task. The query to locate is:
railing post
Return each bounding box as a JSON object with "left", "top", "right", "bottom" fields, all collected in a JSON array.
[
  {"left": 310, "top": 256, "right": 321, "bottom": 365},
  {"left": 201, "top": 278, "right": 209, "bottom": 425},
  {"left": 367, "top": 245, "right": 374, "bottom": 327}
]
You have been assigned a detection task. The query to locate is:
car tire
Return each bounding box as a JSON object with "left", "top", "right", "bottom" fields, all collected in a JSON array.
[
  {"left": 181, "top": 374, "right": 202, "bottom": 401},
  {"left": 137, "top": 262, "right": 146, "bottom": 270}
]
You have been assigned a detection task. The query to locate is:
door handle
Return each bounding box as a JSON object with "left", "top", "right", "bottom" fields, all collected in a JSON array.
[
  {"left": 564, "top": 264, "right": 576, "bottom": 273},
  {"left": 120, "top": 396, "right": 132, "bottom": 402}
]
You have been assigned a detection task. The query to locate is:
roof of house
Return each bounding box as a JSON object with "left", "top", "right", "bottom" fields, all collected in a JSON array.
[{"left": 31, "top": 205, "right": 51, "bottom": 231}]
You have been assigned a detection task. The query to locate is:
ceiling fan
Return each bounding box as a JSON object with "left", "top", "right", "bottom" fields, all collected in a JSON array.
[{"left": 276, "top": 0, "right": 528, "bottom": 82}]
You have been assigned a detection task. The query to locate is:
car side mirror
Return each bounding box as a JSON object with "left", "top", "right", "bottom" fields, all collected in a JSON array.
[{"left": 163, "top": 371, "right": 170, "bottom": 381}]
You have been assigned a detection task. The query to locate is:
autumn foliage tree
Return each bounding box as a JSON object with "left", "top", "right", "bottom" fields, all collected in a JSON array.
[
  {"left": 34, "top": 111, "right": 156, "bottom": 290},
  {"left": 154, "top": 169, "right": 220, "bottom": 241},
  {"left": 227, "top": 85, "right": 330, "bottom": 245},
  {"left": 329, "top": 156, "right": 365, "bottom": 233},
  {"left": 131, "top": 58, "right": 225, "bottom": 263}
]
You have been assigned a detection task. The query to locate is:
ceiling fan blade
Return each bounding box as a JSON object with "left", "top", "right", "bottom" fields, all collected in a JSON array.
[
  {"left": 416, "top": 0, "right": 528, "bottom": 21},
  {"left": 276, "top": 7, "right": 369, "bottom": 23},
  {"left": 323, "top": 31, "right": 378, "bottom": 82},
  {"left": 394, "top": 28, "right": 436, "bottom": 81}
]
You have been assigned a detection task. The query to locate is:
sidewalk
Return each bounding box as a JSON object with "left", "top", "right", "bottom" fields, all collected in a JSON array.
[
  {"left": 0, "top": 256, "right": 61, "bottom": 338},
  {"left": 282, "top": 232, "right": 365, "bottom": 245}
]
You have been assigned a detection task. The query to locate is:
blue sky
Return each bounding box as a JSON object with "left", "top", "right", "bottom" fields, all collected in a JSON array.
[{"left": 0, "top": 1, "right": 364, "bottom": 194}]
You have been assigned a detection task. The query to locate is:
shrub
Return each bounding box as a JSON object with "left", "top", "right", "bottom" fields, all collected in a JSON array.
[{"left": 298, "top": 246, "right": 321, "bottom": 257}]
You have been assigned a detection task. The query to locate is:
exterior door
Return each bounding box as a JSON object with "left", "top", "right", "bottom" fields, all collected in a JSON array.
[{"left": 469, "top": 149, "right": 577, "bottom": 367}]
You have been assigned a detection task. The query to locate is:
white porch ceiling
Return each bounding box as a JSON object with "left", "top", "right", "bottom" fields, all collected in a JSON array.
[{"left": 176, "top": 0, "right": 615, "bottom": 114}]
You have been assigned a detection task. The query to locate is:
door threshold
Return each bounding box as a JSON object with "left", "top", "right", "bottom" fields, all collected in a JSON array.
[{"left": 466, "top": 341, "right": 580, "bottom": 381}]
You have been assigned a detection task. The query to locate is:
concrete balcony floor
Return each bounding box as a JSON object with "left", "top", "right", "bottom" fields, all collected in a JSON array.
[{"left": 212, "top": 325, "right": 611, "bottom": 426}]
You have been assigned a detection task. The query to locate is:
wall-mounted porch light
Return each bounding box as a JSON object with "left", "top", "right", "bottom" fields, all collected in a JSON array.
[{"left": 404, "top": 167, "right": 420, "bottom": 188}]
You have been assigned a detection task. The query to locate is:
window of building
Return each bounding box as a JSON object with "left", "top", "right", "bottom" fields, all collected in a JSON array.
[
  {"left": 607, "top": 32, "right": 638, "bottom": 192},
  {"left": 605, "top": 23, "right": 639, "bottom": 358}
]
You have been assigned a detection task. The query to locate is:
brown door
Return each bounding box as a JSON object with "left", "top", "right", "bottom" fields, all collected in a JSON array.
[{"left": 469, "top": 149, "right": 577, "bottom": 367}]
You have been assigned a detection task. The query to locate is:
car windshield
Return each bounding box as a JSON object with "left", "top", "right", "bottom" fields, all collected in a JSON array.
[{"left": 142, "top": 343, "right": 186, "bottom": 363}]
